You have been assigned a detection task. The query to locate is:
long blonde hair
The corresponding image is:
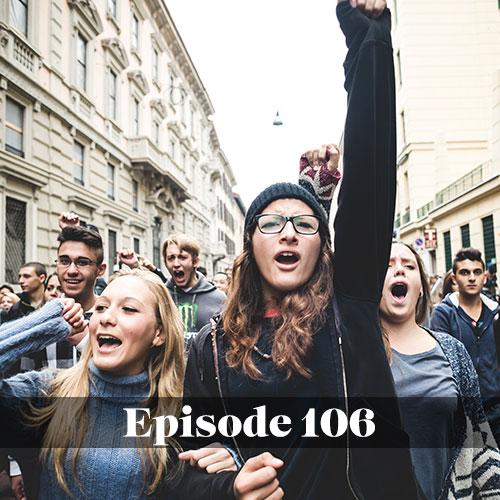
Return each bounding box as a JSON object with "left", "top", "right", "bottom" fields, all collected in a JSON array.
[{"left": 29, "top": 269, "right": 185, "bottom": 495}]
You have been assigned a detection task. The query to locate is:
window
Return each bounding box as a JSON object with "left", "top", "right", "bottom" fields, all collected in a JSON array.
[
  {"left": 5, "top": 197, "right": 26, "bottom": 283},
  {"left": 170, "top": 140, "right": 175, "bottom": 159},
  {"left": 460, "top": 224, "right": 470, "bottom": 248},
  {"left": 73, "top": 141, "right": 84, "bottom": 185},
  {"left": 152, "top": 217, "right": 161, "bottom": 268},
  {"left": 10, "top": 0, "right": 28, "bottom": 35},
  {"left": 397, "top": 50, "right": 403, "bottom": 85},
  {"left": 132, "top": 179, "right": 138, "bottom": 211},
  {"left": 153, "top": 47, "right": 159, "bottom": 80},
  {"left": 109, "top": 70, "right": 117, "bottom": 120},
  {"left": 108, "top": 230, "right": 117, "bottom": 272},
  {"left": 153, "top": 122, "right": 159, "bottom": 146},
  {"left": 108, "top": 0, "right": 116, "bottom": 17},
  {"left": 76, "top": 32, "right": 87, "bottom": 90},
  {"left": 444, "top": 231, "right": 452, "bottom": 271},
  {"left": 5, "top": 97, "right": 24, "bottom": 158},
  {"left": 107, "top": 164, "right": 115, "bottom": 200},
  {"left": 400, "top": 110, "right": 406, "bottom": 145},
  {"left": 482, "top": 215, "right": 497, "bottom": 265},
  {"left": 133, "top": 237, "right": 140, "bottom": 254},
  {"left": 132, "top": 98, "right": 139, "bottom": 136},
  {"left": 131, "top": 13, "right": 139, "bottom": 51}
]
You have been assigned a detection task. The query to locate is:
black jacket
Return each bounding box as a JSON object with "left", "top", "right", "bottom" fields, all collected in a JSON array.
[{"left": 183, "top": 4, "right": 419, "bottom": 499}]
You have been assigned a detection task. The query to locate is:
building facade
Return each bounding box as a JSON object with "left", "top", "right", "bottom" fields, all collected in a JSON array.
[
  {"left": 0, "top": 0, "right": 243, "bottom": 285},
  {"left": 389, "top": 0, "right": 500, "bottom": 274}
]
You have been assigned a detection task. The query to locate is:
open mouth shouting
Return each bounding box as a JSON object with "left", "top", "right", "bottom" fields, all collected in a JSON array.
[
  {"left": 391, "top": 282, "right": 408, "bottom": 303},
  {"left": 97, "top": 333, "right": 122, "bottom": 353},
  {"left": 172, "top": 270, "right": 186, "bottom": 285},
  {"left": 274, "top": 251, "right": 300, "bottom": 270}
]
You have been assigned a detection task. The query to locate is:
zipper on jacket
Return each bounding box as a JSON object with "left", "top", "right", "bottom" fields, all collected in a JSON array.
[
  {"left": 211, "top": 331, "right": 245, "bottom": 464},
  {"left": 337, "top": 334, "right": 360, "bottom": 500}
]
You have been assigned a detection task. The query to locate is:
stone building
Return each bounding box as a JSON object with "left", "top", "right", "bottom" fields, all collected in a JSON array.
[
  {"left": 0, "top": 0, "right": 244, "bottom": 285},
  {"left": 388, "top": 0, "right": 500, "bottom": 274}
]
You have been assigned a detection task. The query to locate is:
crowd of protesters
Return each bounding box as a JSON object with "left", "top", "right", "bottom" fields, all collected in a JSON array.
[{"left": 1, "top": 1, "right": 500, "bottom": 499}]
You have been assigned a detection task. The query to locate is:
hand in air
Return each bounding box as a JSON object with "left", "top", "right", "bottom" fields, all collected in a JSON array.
[
  {"left": 303, "top": 144, "right": 340, "bottom": 174},
  {"left": 58, "top": 212, "right": 80, "bottom": 230},
  {"left": 118, "top": 248, "right": 139, "bottom": 269},
  {"left": 339, "top": 0, "right": 386, "bottom": 19},
  {"left": 179, "top": 444, "right": 238, "bottom": 473},
  {"left": 233, "top": 452, "right": 284, "bottom": 500}
]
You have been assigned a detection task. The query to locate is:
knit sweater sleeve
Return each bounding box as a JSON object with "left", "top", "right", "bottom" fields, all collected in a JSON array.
[
  {"left": 298, "top": 155, "right": 341, "bottom": 221},
  {"left": 0, "top": 300, "right": 69, "bottom": 392},
  {"left": 333, "top": 3, "right": 396, "bottom": 301}
]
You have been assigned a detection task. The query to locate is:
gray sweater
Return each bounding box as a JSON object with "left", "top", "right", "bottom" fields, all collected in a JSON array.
[{"left": 0, "top": 300, "right": 155, "bottom": 500}]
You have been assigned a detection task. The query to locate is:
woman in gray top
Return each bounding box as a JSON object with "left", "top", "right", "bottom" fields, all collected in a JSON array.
[{"left": 380, "top": 241, "right": 500, "bottom": 499}]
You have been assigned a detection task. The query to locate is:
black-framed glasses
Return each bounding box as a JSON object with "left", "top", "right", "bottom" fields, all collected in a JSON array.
[
  {"left": 55, "top": 257, "right": 97, "bottom": 269},
  {"left": 255, "top": 214, "right": 320, "bottom": 235}
]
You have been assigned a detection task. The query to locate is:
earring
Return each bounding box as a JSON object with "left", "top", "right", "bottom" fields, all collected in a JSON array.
[{"left": 419, "top": 291, "right": 423, "bottom": 298}]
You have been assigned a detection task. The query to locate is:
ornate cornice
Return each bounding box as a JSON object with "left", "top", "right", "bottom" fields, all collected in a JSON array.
[
  {"left": 150, "top": 98, "right": 168, "bottom": 119},
  {"left": 127, "top": 70, "right": 149, "bottom": 96},
  {"left": 102, "top": 37, "right": 129, "bottom": 70},
  {"left": 67, "top": 0, "right": 103, "bottom": 36}
]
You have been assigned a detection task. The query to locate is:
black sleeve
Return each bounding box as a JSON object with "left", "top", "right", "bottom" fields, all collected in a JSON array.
[
  {"left": 152, "top": 267, "right": 168, "bottom": 283},
  {"left": 164, "top": 461, "right": 236, "bottom": 500},
  {"left": 333, "top": 4, "right": 396, "bottom": 302},
  {"left": 181, "top": 326, "right": 231, "bottom": 451}
]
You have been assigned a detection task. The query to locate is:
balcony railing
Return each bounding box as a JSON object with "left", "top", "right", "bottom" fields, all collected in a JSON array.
[
  {"left": 128, "top": 137, "right": 188, "bottom": 192},
  {"left": 0, "top": 24, "right": 41, "bottom": 78},
  {"left": 402, "top": 207, "right": 410, "bottom": 224},
  {"left": 416, "top": 162, "right": 489, "bottom": 219},
  {"left": 417, "top": 200, "right": 434, "bottom": 219},
  {"left": 435, "top": 163, "right": 486, "bottom": 206}
]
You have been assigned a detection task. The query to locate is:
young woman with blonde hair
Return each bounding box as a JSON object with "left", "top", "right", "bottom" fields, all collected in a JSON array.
[{"left": 1, "top": 269, "right": 266, "bottom": 499}]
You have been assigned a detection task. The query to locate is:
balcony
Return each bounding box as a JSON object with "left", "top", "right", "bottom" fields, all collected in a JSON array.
[
  {"left": 415, "top": 162, "right": 489, "bottom": 219},
  {"left": 402, "top": 207, "right": 410, "bottom": 225},
  {"left": 417, "top": 200, "right": 434, "bottom": 219},
  {"left": 128, "top": 137, "right": 189, "bottom": 199},
  {"left": 434, "top": 162, "right": 486, "bottom": 206},
  {"left": 0, "top": 23, "right": 41, "bottom": 79}
]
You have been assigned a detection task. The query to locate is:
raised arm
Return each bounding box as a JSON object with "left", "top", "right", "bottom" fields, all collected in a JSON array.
[{"left": 334, "top": 0, "right": 396, "bottom": 301}]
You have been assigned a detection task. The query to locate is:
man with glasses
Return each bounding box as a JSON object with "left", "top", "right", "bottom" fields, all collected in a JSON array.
[
  {"left": 56, "top": 225, "right": 106, "bottom": 347},
  {"left": 431, "top": 247, "right": 500, "bottom": 444}
]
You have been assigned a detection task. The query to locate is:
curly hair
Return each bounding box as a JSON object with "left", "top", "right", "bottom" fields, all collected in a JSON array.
[{"left": 223, "top": 223, "right": 334, "bottom": 380}]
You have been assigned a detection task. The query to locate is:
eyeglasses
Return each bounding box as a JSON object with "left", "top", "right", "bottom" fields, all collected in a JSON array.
[
  {"left": 457, "top": 269, "right": 484, "bottom": 277},
  {"left": 55, "top": 257, "right": 97, "bottom": 269},
  {"left": 255, "top": 214, "right": 320, "bottom": 235}
]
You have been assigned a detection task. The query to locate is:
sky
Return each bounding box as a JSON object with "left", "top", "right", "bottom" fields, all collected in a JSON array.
[{"left": 165, "top": 0, "right": 349, "bottom": 208}]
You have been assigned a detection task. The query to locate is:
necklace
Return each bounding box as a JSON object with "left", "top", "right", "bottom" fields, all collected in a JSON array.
[{"left": 252, "top": 345, "right": 271, "bottom": 360}]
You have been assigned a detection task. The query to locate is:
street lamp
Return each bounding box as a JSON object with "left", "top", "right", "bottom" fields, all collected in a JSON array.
[{"left": 273, "top": 110, "right": 283, "bottom": 126}]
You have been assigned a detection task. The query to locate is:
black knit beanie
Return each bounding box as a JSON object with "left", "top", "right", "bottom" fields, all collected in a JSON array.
[{"left": 244, "top": 182, "right": 329, "bottom": 236}]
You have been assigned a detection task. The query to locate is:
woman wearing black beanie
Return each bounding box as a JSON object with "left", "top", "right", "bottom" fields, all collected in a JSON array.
[{"left": 183, "top": 1, "right": 420, "bottom": 499}]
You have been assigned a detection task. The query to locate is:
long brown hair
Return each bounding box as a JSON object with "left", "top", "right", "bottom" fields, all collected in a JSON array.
[
  {"left": 223, "top": 224, "right": 335, "bottom": 380},
  {"left": 381, "top": 241, "right": 432, "bottom": 360}
]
